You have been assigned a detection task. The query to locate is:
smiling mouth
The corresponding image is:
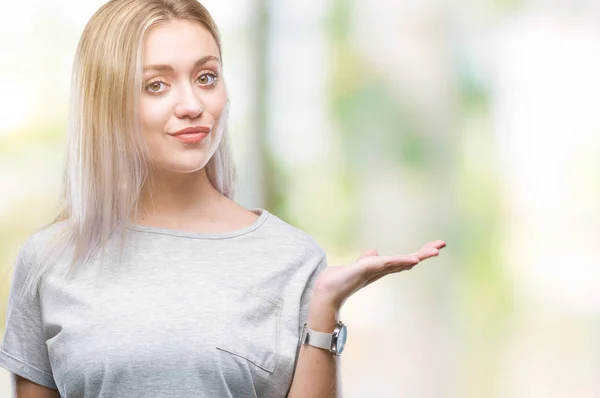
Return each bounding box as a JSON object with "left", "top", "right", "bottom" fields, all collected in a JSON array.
[
  {"left": 170, "top": 132, "right": 209, "bottom": 144},
  {"left": 170, "top": 126, "right": 211, "bottom": 136}
]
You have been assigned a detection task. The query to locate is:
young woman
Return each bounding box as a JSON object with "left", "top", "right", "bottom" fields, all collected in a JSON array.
[{"left": 0, "top": 1, "right": 445, "bottom": 397}]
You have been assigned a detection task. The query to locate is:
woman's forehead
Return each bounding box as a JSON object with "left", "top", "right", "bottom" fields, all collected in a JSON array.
[{"left": 142, "top": 19, "right": 220, "bottom": 69}]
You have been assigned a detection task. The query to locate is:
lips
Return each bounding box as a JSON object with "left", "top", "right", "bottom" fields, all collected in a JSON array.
[
  {"left": 169, "top": 126, "right": 211, "bottom": 136},
  {"left": 168, "top": 126, "right": 211, "bottom": 144}
]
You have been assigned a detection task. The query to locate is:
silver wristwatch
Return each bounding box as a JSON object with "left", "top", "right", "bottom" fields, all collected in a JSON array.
[{"left": 301, "top": 321, "right": 347, "bottom": 356}]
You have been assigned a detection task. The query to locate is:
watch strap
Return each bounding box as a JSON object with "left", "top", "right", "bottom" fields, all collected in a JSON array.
[{"left": 302, "top": 323, "right": 333, "bottom": 351}]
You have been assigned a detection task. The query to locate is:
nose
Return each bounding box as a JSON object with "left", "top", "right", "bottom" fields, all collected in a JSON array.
[{"left": 173, "top": 83, "right": 204, "bottom": 119}]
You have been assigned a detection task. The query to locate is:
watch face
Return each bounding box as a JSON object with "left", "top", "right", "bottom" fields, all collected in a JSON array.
[{"left": 336, "top": 324, "right": 347, "bottom": 354}]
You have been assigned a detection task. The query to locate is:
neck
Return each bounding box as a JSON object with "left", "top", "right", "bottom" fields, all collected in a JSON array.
[{"left": 136, "top": 167, "right": 222, "bottom": 221}]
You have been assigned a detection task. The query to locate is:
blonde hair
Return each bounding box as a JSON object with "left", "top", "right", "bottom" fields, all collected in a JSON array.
[{"left": 23, "top": 0, "right": 237, "bottom": 296}]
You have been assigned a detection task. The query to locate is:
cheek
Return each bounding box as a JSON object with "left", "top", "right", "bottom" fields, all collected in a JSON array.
[
  {"left": 139, "top": 101, "right": 154, "bottom": 130},
  {"left": 205, "top": 87, "right": 228, "bottom": 120},
  {"left": 140, "top": 98, "right": 169, "bottom": 130}
]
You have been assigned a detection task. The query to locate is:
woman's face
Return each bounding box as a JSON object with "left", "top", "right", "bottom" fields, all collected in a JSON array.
[{"left": 140, "top": 19, "right": 227, "bottom": 173}]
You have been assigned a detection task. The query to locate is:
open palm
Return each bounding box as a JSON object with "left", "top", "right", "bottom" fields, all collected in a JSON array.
[{"left": 312, "top": 240, "right": 446, "bottom": 309}]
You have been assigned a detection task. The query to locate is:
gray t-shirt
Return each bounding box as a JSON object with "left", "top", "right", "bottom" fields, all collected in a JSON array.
[{"left": 0, "top": 208, "right": 327, "bottom": 397}]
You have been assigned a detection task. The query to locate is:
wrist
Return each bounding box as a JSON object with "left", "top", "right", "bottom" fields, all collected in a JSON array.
[{"left": 307, "top": 297, "right": 340, "bottom": 332}]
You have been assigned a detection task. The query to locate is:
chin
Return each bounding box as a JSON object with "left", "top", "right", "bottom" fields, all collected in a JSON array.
[{"left": 158, "top": 157, "right": 211, "bottom": 174}]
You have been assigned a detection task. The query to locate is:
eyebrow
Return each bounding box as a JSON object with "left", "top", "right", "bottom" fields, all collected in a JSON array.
[{"left": 143, "top": 55, "right": 220, "bottom": 73}]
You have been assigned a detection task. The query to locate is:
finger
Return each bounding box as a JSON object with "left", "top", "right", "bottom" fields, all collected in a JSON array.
[
  {"left": 409, "top": 247, "right": 439, "bottom": 262},
  {"left": 423, "top": 240, "right": 446, "bottom": 250},
  {"left": 373, "top": 248, "right": 438, "bottom": 274},
  {"left": 365, "top": 263, "right": 416, "bottom": 285},
  {"left": 386, "top": 246, "right": 440, "bottom": 265},
  {"left": 363, "top": 243, "right": 446, "bottom": 283},
  {"left": 361, "top": 254, "right": 420, "bottom": 274}
]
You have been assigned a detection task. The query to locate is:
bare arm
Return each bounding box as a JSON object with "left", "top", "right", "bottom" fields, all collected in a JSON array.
[
  {"left": 287, "top": 241, "right": 446, "bottom": 397},
  {"left": 14, "top": 375, "right": 60, "bottom": 398},
  {"left": 287, "top": 299, "right": 341, "bottom": 398}
]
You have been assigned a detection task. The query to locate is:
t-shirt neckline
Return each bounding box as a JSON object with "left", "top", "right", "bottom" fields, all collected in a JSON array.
[{"left": 126, "top": 208, "right": 270, "bottom": 240}]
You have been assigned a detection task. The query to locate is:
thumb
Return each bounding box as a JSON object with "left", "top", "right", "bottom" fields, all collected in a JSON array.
[{"left": 357, "top": 249, "right": 379, "bottom": 260}]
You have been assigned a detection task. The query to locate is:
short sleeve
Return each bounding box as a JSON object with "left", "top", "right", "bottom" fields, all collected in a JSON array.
[
  {"left": 0, "top": 238, "right": 57, "bottom": 389},
  {"left": 291, "top": 252, "right": 327, "bottom": 370}
]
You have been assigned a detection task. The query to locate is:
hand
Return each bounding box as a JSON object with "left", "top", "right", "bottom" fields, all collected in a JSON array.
[{"left": 311, "top": 240, "right": 446, "bottom": 310}]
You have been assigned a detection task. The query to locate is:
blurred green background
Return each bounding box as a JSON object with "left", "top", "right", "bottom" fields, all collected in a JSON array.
[{"left": 1, "top": 1, "right": 599, "bottom": 397}]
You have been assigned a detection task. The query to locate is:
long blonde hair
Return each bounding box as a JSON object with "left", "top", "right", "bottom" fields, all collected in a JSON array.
[{"left": 23, "top": 0, "right": 237, "bottom": 296}]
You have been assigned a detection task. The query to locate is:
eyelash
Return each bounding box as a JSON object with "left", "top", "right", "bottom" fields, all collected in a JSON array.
[{"left": 144, "top": 70, "right": 220, "bottom": 94}]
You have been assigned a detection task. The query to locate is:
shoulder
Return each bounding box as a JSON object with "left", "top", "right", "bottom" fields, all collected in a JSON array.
[
  {"left": 262, "top": 211, "right": 326, "bottom": 261},
  {"left": 28, "top": 220, "right": 70, "bottom": 253},
  {"left": 8, "top": 220, "right": 75, "bottom": 298},
  {"left": 13, "top": 220, "right": 69, "bottom": 270}
]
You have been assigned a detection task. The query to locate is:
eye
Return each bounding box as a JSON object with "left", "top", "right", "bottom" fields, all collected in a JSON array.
[
  {"left": 144, "top": 80, "right": 167, "bottom": 94},
  {"left": 196, "top": 71, "right": 219, "bottom": 86}
]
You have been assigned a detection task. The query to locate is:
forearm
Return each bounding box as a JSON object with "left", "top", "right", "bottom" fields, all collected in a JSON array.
[{"left": 287, "top": 299, "right": 342, "bottom": 398}]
